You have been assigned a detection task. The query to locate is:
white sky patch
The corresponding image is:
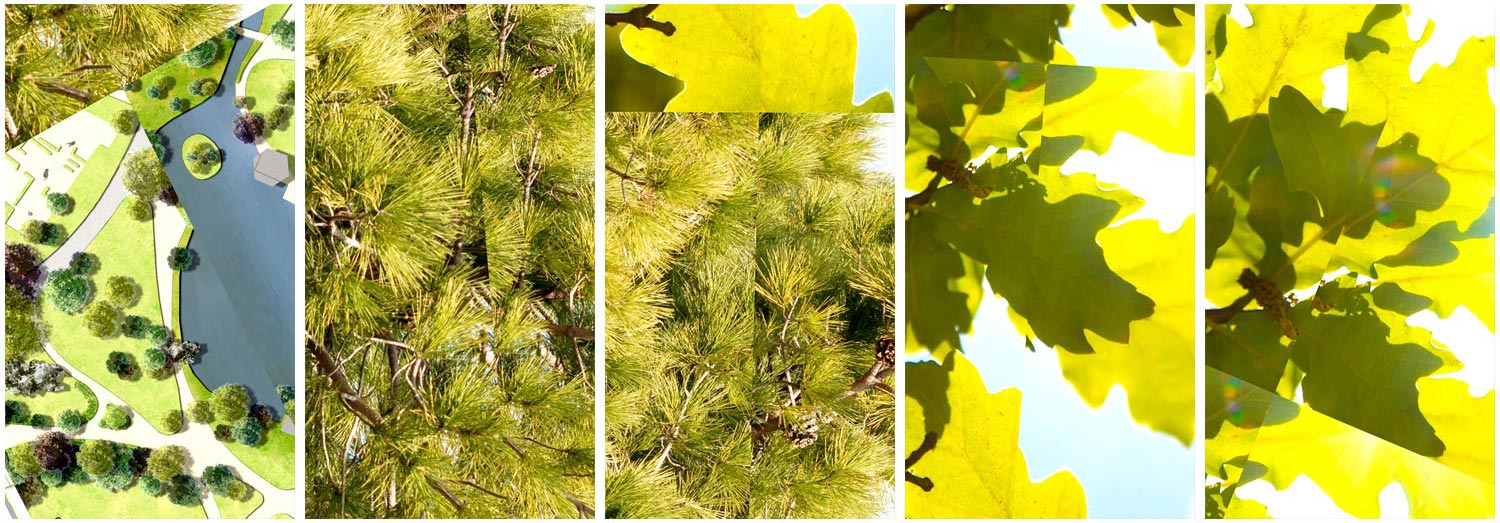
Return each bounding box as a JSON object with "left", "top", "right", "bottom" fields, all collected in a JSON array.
[
  {"left": 1408, "top": 306, "right": 1496, "bottom": 395},
  {"left": 1407, "top": 3, "right": 1495, "bottom": 82},
  {"left": 1058, "top": 132, "right": 1193, "bottom": 233},
  {"left": 1235, "top": 477, "right": 1355, "bottom": 518},
  {"left": 1059, "top": 5, "right": 1189, "bottom": 72},
  {"left": 1228, "top": 4, "right": 1253, "bottom": 27},
  {"left": 1321, "top": 65, "right": 1349, "bottom": 110}
]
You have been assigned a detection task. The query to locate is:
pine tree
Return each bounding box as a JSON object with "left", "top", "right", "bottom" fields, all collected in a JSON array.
[
  {"left": 4, "top": 4, "right": 238, "bottom": 144},
  {"left": 604, "top": 113, "right": 895, "bottom": 518},
  {"left": 305, "top": 5, "right": 595, "bottom": 518}
]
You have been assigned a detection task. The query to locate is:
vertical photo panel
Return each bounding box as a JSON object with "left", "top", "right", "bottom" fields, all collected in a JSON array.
[
  {"left": 603, "top": 3, "right": 897, "bottom": 518},
  {"left": 1205, "top": 4, "right": 1495, "bottom": 518},
  {"left": 904, "top": 3, "right": 1195, "bottom": 518},
  {"left": 4, "top": 3, "right": 297, "bottom": 519},
  {"left": 303, "top": 4, "right": 595, "bottom": 519}
]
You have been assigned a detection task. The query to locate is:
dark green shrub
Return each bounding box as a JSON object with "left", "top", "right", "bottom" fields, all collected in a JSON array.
[
  {"left": 178, "top": 40, "right": 218, "bottom": 68},
  {"left": 101, "top": 404, "right": 131, "bottom": 430},
  {"left": 57, "top": 410, "right": 84, "bottom": 434},
  {"left": 47, "top": 192, "right": 73, "bottom": 215},
  {"left": 46, "top": 268, "right": 92, "bottom": 314}
]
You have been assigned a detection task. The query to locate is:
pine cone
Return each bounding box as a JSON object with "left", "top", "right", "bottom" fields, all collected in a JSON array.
[
  {"left": 529, "top": 64, "right": 557, "bottom": 78},
  {"left": 781, "top": 408, "right": 833, "bottom": 448},
  {"left": 785, "top": 429, "right": 817, "bottom": 448},
  {"left": 875, "top": 336, "right": 894, "bottom": 367}
]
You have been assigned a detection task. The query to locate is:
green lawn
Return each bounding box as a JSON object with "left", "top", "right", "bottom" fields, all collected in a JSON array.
[
  {"left": 213, "top": 485, "right": 264, "bottom": 519},
  {"left": 9, "top": 356, "right": 98, "bottom": 423},
  {"left": 183, "top": 134, "right": 221, "bottom": 179},
  {"left": 244, "top": 59, "right": 294, "bottom": 155},
  {"left": 82, "top": 95, "right": 132, "bottom": 124},
  {"left": 185, "top": 368, "right": 294, "bottom": 490},
  {"left": 12, "top": 129, "right": 132, "bottom": 260},
  {"left": 24, "top": 471, "right": 206, "bottom": 519},
  {"left": 41, "top": 201, "right": 180, "bottom": 434},
  {"left": 128, "top": 35, "right": 236, "bottom": 131},
  {"left": 236, "top": 4, "right": 292, "bottom": 83}
]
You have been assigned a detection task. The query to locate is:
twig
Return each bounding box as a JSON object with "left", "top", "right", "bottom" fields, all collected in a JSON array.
[{"left": 605, "top": 5, "right": 676, "bottom": 36}]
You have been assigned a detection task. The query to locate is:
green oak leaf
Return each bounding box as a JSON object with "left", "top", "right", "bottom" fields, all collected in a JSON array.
[
  {"left": 1058, "top": 218, "right": 1195, "bottom": 445},
  {"left": 925, "top": 176, "right": 1154, "bottom": 354},
  {"left": 907, "top": 5, "right": 1068, "bottom": 65},
  {"left": 618, "top": 4, "right": 892, "bottom": 112},
  {"left": 1207, "top": 310, "right": 1291, "bottom": 395},
  {"left": 906, "top": 352, "right": 1087, "bottom": 518},
  {"left": 1287, "top": 282, "right": 1447, "bottom": 457},
  {"left": 905, "top": 213, "right": 983, "bottom": 360},
  {"left": 1205, "top": 184, "right": 1236, "bottom": 268},
  {"left": 1267, "top": 87, "right": 1387, "bottom": 239},
  {"left": 924, "top": 57, "right": 1047, "bottom": 158}
]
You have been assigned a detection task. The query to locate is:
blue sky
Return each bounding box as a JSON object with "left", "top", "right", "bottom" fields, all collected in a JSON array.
[{"left": 796, "top": 4, "right": 895, "bottom": 105}]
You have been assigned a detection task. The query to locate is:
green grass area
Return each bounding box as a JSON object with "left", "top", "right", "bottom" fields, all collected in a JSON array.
[
  {"left": 10, "top": 130, "right": 132, "bottom": 259},
  {"left": 9, "top": 356, "right": 98, "bottom": 423},
  {"left": 273, "top": 514, "right": 292, "bottom": 519},
  {"left": 184, "top": 368, "right": 294, "bottom": 490},
  {"left": 128, "top": 35, "right": 236, "bottom": 132},
  {"left": 40, "top": 201, "right": 180, "bottom": 434},
  {"left": 236, "top": 4, "right": 292, "bottom": 83},
  {"left": 82, "top": 95, "right": 132, "bottom": 124},
  {"left": 213, "top": 485, "right": 264, "bottom": 519},
  {"left": 244, "top": 59, "right": 294, "bottom": 155},
  {"left": 5, "top": 203, "right": 13, "bottom": 221},
  {"left": 183, "top": 134, "right": 222, "bottom": 179},
  {"left": 23, "top": 470, "right": 207, "bottom": 519}
]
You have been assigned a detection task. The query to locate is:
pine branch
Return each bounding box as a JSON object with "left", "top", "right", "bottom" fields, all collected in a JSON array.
[
  {"left": 841, "top": 364, "right": 893, "bottom": 398},
  {"left": 566, "top": 492, "right": 596, "bottom": 518},
  {"left": 605, "top": 164, "right": 646, "bottom": 186},
  {"left": 605, "top": 4, "right": 676, "bottom": 36},
  {"left": 426, "top": 475, "right": 465, "bottom": 511},
  {"left": 309, "top": 335, "right": 386, "bottom": 428},
  {"left": 548, "top": 323, "right": 594, "bottom": 341}
]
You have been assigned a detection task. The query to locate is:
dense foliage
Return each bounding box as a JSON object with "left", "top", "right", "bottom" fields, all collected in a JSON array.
[
  {"left": 305, "top": 4, "right": 595, "bottom": 518},
  {"left": 270, "top": 19, "right": 295, "bottom": 49},
  {"left": 46, "top": 268, "right": 93, "bottom": 314},
  {"left": 1204, "top": 5, "right": 1495, "bottom": 518},
  {"left": 231, "top": 112, "right": 264, "bottom": 144},
  {"left": 903, "top": 4, "right": 1195, "bottom": 518},
  {"left": 4, "top": 4, "right": 238, "bottom": 144},
  {"left": 603, "top": 113, "right": 895, "bottom": 518},
  {"left": 177, "top": 39, "right": 220, "bottom": 68},
  {"left": 5, "top": 360, "right": 68, "bottom": 397}
]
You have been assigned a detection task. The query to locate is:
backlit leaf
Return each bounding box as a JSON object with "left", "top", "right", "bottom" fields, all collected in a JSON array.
[
  {"left": 906, "top": 352, "right": 1087, "bottom": 518},
  {"left": 619, "top": 4, "right": 892, "bottom": 112}
]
